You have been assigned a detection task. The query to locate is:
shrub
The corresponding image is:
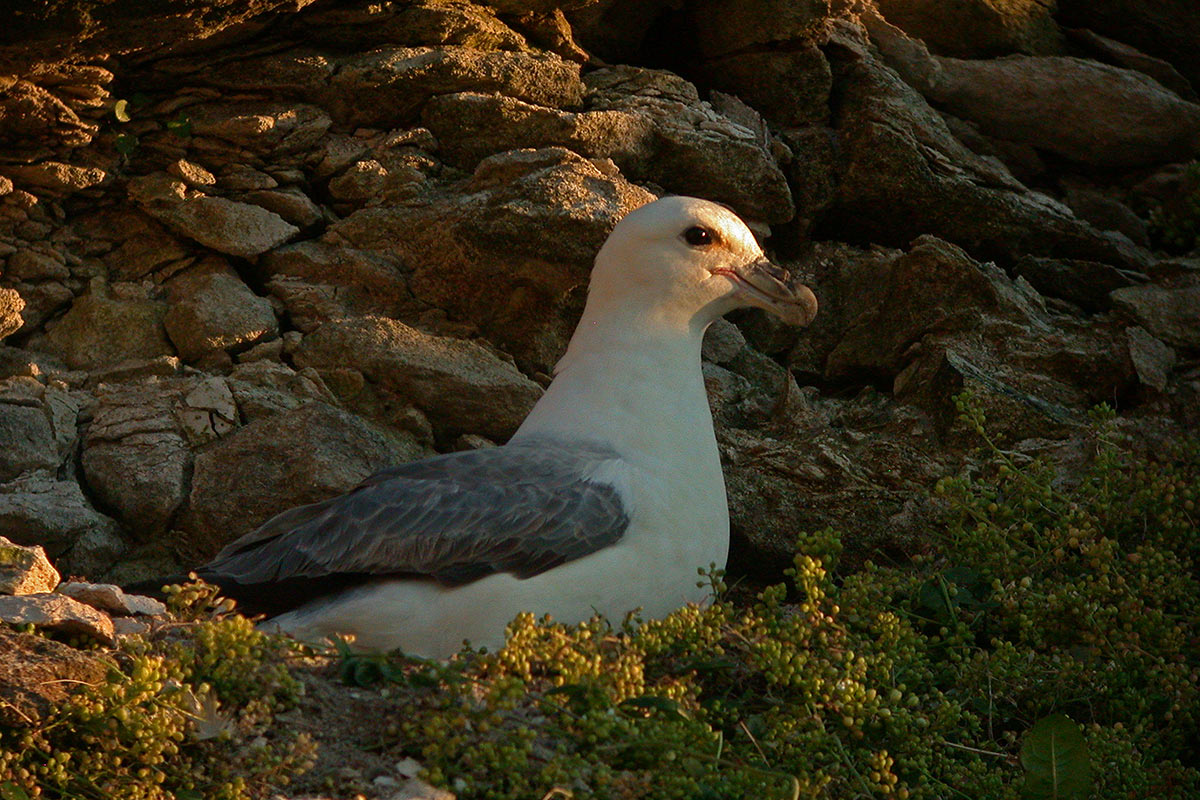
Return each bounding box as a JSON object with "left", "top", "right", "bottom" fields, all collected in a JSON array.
[
  {"left": 0, "top": 582, "right": 316, "bottom": 800},
  {"left": 375, "top": 395, "right": 1198, "bottom": 799}
]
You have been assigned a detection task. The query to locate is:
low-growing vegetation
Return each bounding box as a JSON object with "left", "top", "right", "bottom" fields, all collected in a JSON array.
[
  {"left": 0, "top": 584, "right": 315, "bottom": 800},
  {"left": 2, "top": 394, "right": 1196, "bottom": 799},
  {"left": 357, "top": 395, "right": 1198, "bottom": 799}
]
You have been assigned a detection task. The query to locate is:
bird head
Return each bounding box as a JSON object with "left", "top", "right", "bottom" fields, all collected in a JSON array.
[{"left": 589, "top": 196, "right": 818, "bottom": 332}]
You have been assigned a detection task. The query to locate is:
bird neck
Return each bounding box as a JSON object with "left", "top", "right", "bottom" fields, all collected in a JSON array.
[{"left": 512, "top": 300, "right": 717, "bottom": 463}]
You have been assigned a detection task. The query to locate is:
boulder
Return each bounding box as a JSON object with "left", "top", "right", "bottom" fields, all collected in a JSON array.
[
  {"left": 0, "top": 536, "right": 59, "bottom": 595},
  {"left": 295, "top": 316, "right": 543, "bottom": 441},
  {"left": 0, "top": 404, "right": 58, "bottom": 481},
  {"left": 183, "top": 402, "right": 426, "bottom": 556},
  {"left": 0, "top": 288, "right": 24, "bottom": 339},
  {"left": 57, "top": 581, "right": 166, "bottom": 616},
  {"left": 1057, "top": 0, "right": 1200, "bottom": 89},
  {"left": 1, "top": 161, "right": 108, "bottom": 196},
  {"left": 81, "top": 380, "right": 198, "bottom": 537},
  {"left": 262, "top": 241, "right": 420, "bottom": 332},
  {"left": 1125, "top": 326, "right": 1175, "bottom": 392},
  {"left": 0, "top": 629, "right": 111, "bottom": 726},
  {"left": 128, "top": 173, "right": 300, "bottom": 259},
  {"left": 326, "top": 147, "right": 653, "bottom": 371},
  {"left": 42, "top": 283, "right": 173, "bottom": 370},
  {"left": 875, "top": 0, "right": 1062, "bottom": 58},
  {"left": 324, "top": 45, "right": 584, "bottom": 127},
  {"left": 1110, "top": 284, "right": 1200, "bottom": 349},
  {"left": 817, "top": 23, "right": 1148, "bottom": 268},
  {"left": 185, "top": 102, "right": 332, "bottom": 160},
  {"left": 865, "top": 12, "right": 1200, "bottom": 168},
  {"left": 162, "top": 258, "right": 279, "bottom": 363},
  {"left": 0, "top": 593, "right": 114, "bottom": 644},
  {"left": 0, "top": 473, "right": 126, "bottom": 576},
  {"left": 1013, "top": 256, "right": 1147, "bottom": 312}
]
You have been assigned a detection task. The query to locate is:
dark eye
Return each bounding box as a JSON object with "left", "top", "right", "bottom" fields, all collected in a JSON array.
[{"left": 683, "top": 226, "right": 714, "bottom": 247}]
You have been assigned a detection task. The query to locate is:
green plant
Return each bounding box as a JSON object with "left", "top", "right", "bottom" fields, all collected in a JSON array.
[
  {"left": 0, "top": 581, "right": 315, "bottom": 800},
  {"left": 368, "top": 393, "right": 1197, "bottom": 799}
]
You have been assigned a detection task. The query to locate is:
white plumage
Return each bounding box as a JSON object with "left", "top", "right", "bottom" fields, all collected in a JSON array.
[{"left": 198, "top": 196, "right": 817, "bottom": 658}]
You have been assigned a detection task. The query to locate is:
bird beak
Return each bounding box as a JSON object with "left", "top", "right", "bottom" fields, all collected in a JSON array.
[{"left": 731, "top": 257, "right": 818, "bottom": 327}]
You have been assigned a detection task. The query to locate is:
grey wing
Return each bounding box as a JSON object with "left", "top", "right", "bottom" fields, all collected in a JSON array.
[{"left": 202, "top": 439, "right": 631, "bottom": 587}]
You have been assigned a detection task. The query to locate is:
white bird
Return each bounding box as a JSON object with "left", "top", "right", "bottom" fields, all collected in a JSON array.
[{"left": 186, "top": 196, "right": 817, "bottom": 658}]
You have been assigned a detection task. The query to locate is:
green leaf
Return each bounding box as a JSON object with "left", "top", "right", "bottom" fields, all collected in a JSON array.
[
  {"left": 0, "top": 782, "right": 31, "bottom": 800},
  {"left": 113, "top": 98, "right": 131, "bottom": 122},
  {"left": 1020, "top": 714, "right": 1092, "bottom": 800},
  {"left": 176, "top": 790, "right": 204, "bottom": 800}
]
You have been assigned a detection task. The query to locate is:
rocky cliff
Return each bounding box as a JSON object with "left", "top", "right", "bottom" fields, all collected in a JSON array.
[{"left": 0, "top": 0, "right": 1196, "bottom": 588}]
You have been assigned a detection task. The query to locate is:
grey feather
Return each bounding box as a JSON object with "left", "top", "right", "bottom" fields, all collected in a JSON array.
[{"left": 202, "top": 437, "right": 630, "bottom": 587}]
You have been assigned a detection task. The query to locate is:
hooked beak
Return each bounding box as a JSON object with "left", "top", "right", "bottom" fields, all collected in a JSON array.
[{"left": 723, "top": 257, "right": 818, "bottom": 327}]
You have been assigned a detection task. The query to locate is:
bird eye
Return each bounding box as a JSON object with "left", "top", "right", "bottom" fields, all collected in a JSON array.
[{"left": 683, "top": 226, "right": 714, "bottom": 247}]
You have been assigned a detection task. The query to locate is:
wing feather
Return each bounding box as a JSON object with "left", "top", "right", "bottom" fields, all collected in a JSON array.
[{"left": 201, "top": 438, "right": 631, "bottom": 591}]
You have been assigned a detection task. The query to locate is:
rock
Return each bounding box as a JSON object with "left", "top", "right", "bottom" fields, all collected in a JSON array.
[
  {"left": 0, "top": 79, "right": 98, "bottom": 152},
  {"left": 875, "top": 0, "right": 1062, "bottom": 58},
  {"left": 1065, "top": 28, "right": 1196, "bottom": 102},
  {"left": 8, "top": 281, "right": 73, "bottom": 336},
  {"left": 0, "top": 629, "right": 111, "bottom": 726},
  {"left": 0, "top": 404, "right": 58, "bottom": 481},
  {"left": 820, "top": 22, "right": 1148, "bottom": 268},
  {"left": 384, "top": 778, "right": 456, "bottom": 800},
  {"left": 1013, "top": 256, "right": 1147, "bottom": 312},
  {"left": 242, "top": 188, "right": 324, "bottom": 228},
  {"left": 43, "top": 283, "right": 173, "bottom": 370},
  {"left": 178, "top": 377, "right": 239, "bottom": 445},
  {"left": 326, "top": 147, "right": 653, "bottom": 370},
  {"left": 424, "top": 65, "right": 794, "bottom": 222},
  {"left": 0, "top": 536, "right": 59, "bottom": 595},
  {"left": 585, "top": 66, "right": 794, "bottom": 223},
  {"left": 57, "top": 581, "right": 167, "bottom": 616},
  {"left": 295, "top": 316, "right": 543, "bottom": 441},
  {"left": 183, "top": 402, "right": 427, "bottom": 556},
  {"left": 296, "top": 0, "right": 528, "bottom": 51},
  {"left": 8, "top": 249, "right": 70, "bottom": 281},
  {"left": 0, "top": 288, "right": 24, "bottom": 339},
  {"left": 218, "top": 164, "right": 278, "bottom": 191},
  {"left": 162, "top": 258, "right": 279, "bottom": 362},
  {"left": 97, "top": 212, "right": 193, "bottom": 282},
  {"left": 128, "top": 173, "right": 300, "bottom": 259},
  {"left": 187, "top": 102, "right": 332, "bottom": 159},
  {"left": 1, "top": 161, "right": 107, "bottom": 196},
  {"left": 262, "top": 241, "right": 419, "bottom": 331},
  {"left": 1110, "top": 284, "right": 1200, "bottom": 349},
  {"left": 327, "top": 158, "right": 425, "bottom": 205},
  {"left": 824, "top": 236, "right": 1031, "bottom": 381},
  {"left": 0, "top": 593, "right": 114, "bottom": 644},
  {"left": 701, "top": 46, "right": 832, "bottom": 128},
  {"left": 865, "top": 12, "right": 1200, "bottom": 168},
  {"left": 721, "top": 397, "right": 945, "bottom": 574},
  {"left": 81, "top": 380, "right": 198, "bottom": 537},
  {"left": 688, "top": 0, "right": 831, "bottom": 57},
  {"left": 226, "top": 360, "right": 339, "bottom": 421},
  {"left": 1060, "top": 183, "right": 1150, "bottom": 247},
  {"left": 324, "top": 45, "right": 584, "bottom": 127},
  {"left": 1057, "top": 0, "right": 1200, "bottom": 90},
  {"left": 167, "top": 158, "right": 217, "bottom": 188},
  {"left": 1125, "top": 326, "right": 1176, "bottom": 391}
]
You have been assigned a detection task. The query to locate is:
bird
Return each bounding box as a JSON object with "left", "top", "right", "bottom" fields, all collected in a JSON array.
[{"left": 160, "top": 196, "right": 818, "bottom": 658}]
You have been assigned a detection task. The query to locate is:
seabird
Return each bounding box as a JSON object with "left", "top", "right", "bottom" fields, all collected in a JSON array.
[{"left": 175, "top": 196, "right": 817, "bottom": 658}]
